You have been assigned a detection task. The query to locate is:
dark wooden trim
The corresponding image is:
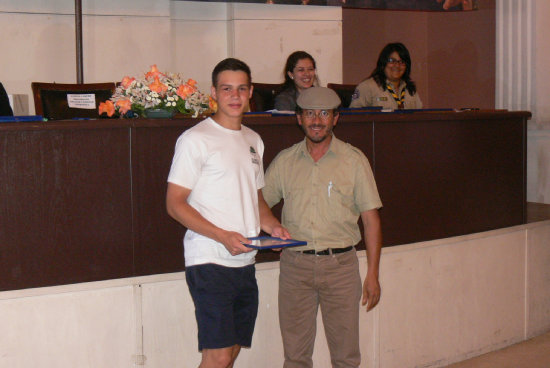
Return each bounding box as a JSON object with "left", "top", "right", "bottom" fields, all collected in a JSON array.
[{"left": 0, "top": 110, "right": 530, "bottom": 291}]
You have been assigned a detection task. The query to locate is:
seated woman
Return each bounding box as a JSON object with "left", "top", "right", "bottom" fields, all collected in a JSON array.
[
  {"left": 349, "top": 42, "right": 422, "bottom": 110},
  {"left": 274, "top": 51, "right": 317, "bottom": 112},
  {"left": 0, "top": 82, "right": 14, "bottom": 116}
]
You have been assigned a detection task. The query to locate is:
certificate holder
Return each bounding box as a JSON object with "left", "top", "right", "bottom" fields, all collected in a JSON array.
[{"left": 243, "top": 236, "right": 307, "bottom": 250}]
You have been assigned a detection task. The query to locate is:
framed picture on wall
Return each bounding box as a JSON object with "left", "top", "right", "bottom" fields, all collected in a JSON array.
[{"left": 184, "top": 0, "right": 478, "bottom": 11}]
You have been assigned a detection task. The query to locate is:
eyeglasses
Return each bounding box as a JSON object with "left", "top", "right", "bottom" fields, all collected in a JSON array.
[
  {"left": 387, "top": 58, "right": 406, "bottom": 66},
  {"left": 302, "top": 110, "right": 333, "bottom": 120}
]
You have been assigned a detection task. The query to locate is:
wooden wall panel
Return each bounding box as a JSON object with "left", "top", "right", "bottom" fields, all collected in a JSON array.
[{"left": 342, "top": 2, "right": 496, "bottom": 109}]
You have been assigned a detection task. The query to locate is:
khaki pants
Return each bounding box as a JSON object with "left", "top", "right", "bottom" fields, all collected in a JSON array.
[{"left": 278, "top": 248, "right": 362, "bottom": 368}]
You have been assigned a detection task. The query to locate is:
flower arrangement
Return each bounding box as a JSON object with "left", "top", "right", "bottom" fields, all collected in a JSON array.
[{"left": 99, "top": 65, "right": 216, "bottom": 118}]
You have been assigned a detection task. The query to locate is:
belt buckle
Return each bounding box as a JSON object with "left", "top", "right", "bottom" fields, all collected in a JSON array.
[{"left": 315, "top": 249, "right": 330, "bottom": 256}]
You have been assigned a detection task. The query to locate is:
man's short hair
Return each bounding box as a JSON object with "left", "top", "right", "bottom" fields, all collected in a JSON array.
[{"left": 212, "top": 58, "right": 252, "bottom": 87}]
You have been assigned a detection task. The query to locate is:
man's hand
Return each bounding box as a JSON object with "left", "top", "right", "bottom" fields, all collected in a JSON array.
[
  {"left": 267, "top": 225, "right": 291, "bottom": 252},
  {"left": 218, "top": 230, "right": 254, "bottom": 256},
  {"left": 271, "top": 225, "right": 291, "bottom": 240},
  {"left": 362, "top": 273, "right": 381, "bottom": 312}
]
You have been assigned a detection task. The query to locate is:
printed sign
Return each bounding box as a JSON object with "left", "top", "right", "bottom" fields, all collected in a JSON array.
[{"left": 67, "top": 94, "right": 97, "bottom": 109}]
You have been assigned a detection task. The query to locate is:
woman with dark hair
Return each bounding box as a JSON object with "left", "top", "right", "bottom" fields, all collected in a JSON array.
[
  {"left": 274, "top": 51, "right": 318, "bottom": 111},
  {"left": 349, "top": 42, "right": 422, "bottom": 110}
]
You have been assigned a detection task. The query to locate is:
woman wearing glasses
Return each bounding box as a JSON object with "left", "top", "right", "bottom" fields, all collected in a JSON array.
[{"left": 349, "top": 42, "right": 422, "bottom": 110}]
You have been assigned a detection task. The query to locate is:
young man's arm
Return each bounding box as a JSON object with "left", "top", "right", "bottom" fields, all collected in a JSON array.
[
  {"left": 166, "top": 182, "right": 252, "bottom": 255},
  {"left": 360, "top": 208, "right": 382, "bottom": 312},
  {"left": 257, "top": 190, "right": 290, "bottom": 239}
]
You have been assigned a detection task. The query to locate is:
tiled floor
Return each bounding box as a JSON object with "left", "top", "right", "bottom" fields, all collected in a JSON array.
[{"left": 445, "top": 331, "right": 550, "bottom": 368}]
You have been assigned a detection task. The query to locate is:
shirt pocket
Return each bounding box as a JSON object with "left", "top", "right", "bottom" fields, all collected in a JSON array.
[{"left": 329, "top": 183, "right": 356, "bottom": 221}]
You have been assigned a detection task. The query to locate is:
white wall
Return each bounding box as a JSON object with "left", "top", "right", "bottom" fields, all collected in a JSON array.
[
  {"left": 229, "top": 3, "right": 342, "bottom": 86},
  {"left": 1, "top": 221, "right": 549, "bottom": 368},
  {"left": 0, "top": 0, "right": 341, "bottom": 115}
]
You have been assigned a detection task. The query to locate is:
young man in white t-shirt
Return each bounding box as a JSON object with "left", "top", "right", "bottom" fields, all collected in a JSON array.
[{"left": 166, "top": 58, "right": 289, "bottom": 368}]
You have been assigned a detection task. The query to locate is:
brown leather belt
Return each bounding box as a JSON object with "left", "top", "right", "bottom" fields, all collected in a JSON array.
[{"left": 299, "top": 246, "right": 353, "bottom": 256}]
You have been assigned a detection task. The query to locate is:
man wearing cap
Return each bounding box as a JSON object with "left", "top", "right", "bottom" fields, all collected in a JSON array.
[{"left": 262, "top": 87, "right": 383, "bottom": 368}]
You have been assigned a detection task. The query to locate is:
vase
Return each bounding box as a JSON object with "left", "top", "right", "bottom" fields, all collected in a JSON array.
[{"left": 144, "top": 108, "right": 175, "bottom": 119}]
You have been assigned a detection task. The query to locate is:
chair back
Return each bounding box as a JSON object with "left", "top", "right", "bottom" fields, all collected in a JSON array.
[
  {"left": 31, "top": 82, "right": 116, "bottom": 120},
  {"left": 327, "top": 83, "right": 357, "bottom": 108},
  {"left": 249, "top": 83, "right": 283, "bottom": 112}
]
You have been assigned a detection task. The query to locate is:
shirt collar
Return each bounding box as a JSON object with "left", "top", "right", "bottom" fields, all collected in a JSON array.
[
  {"left": 298, "top": 134, "right": 342, "bottom": 160},
  {"left": 385, "top": 79, "right": 406, "bottom": 91}
]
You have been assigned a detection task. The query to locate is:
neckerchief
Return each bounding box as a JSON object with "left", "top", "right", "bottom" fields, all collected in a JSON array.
[{"left": 386, "top": 83, "right": 406, "bottom": 109}]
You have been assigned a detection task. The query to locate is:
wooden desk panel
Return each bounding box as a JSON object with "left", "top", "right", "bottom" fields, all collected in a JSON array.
[
  {"left": 132, "top": 124, "right": 190, "bottom": 276},
  {"left": 0, "top": 111, "right": 529, "bottom": 290},
  {"left": 0, "top": 126, "right": 133, "bottom": 290},
  {"left": 374, "top": 115, "right": 526, "bottom": 245}
]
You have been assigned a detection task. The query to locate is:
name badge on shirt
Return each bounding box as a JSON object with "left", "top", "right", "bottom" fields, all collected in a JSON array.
[{"left": 376, "top": 97, "right": 388, "bottom": 102}]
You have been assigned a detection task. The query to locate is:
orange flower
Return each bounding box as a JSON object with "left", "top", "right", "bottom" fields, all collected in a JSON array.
[
  {"left": 99, "top": 100, "right": 115, "bottom": 117},
  {"left": 121, "top": 76, "right": 135, "bottom": 89},
  {"left": 187, "top": 79, "right": 197, "bottom": 87},
  {"left": 115, "top": 99, "right": 132, "bottom": 115},
  {"left": 145, "top": 64, "right": 164, "bottom": 79},
  {"left": 209, "top": 96, "right": 217, "bottom": 112},
  {"left": 149, "top": 76, "right": 168, "bottom": 94},
  {"left": 176, "top": 84, "right": 195, "bottom": 99}
]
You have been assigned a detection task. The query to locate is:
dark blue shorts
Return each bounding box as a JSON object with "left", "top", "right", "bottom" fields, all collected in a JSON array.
[{"left": 185, "top": 263, "right": 259, "bottom": 351}]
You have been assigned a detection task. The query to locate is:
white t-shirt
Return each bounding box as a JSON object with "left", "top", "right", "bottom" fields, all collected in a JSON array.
[{"left": 167, "top": 117, "right": 264, "bottom": 267}]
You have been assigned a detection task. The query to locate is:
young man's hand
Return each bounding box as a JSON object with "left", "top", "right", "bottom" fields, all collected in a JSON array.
[{"left": 219, "top": 230, "right": 254, "bottom": 256}]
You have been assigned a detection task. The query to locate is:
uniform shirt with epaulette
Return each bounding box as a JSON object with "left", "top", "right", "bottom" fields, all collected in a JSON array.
[
  {"left": 350, "top": 77, "right": 422, "bottom": 110},
  {"left": 262, "top": 135, "right": 382, "bottom": 251}
]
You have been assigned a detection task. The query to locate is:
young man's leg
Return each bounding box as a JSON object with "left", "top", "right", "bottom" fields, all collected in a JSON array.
[
  {"left": 187, "top": 264, "right": 258, "bottom": 368},
  {"left": 200, "top": 345, "right": 240, "bottom": 368}
]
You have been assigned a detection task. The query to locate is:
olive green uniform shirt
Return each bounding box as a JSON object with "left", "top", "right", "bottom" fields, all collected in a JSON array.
[{"left": 262, "top": 136, "right": 382, "bottom": 251}]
